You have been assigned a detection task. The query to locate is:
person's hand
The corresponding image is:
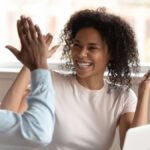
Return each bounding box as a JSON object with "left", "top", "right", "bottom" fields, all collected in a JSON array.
[
  {"left": 138, "top": 71, "right": 150, "bottom": 99},
  {"left": 6, "top": 16, "right": 51, "bottom": 71},
  {"left": 43, "top": 33, "right": 59, "bottom": 58}
]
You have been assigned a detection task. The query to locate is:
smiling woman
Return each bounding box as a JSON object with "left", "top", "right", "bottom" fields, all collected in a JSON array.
[{"left": 71, "top": 27, "right": 110, "bottom": 89}]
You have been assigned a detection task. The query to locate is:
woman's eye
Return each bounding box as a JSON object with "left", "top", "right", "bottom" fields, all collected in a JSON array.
[
  {"left": 88, "top": 47, "right": 98, "bottom": 50},
  {"left": 73, "top": 43, "right": 80, "bottom": 48}
]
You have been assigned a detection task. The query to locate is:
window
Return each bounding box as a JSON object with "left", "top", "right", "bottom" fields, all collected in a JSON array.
[{"left": 0, "top": 0, "right": 149, "bottom": 71}]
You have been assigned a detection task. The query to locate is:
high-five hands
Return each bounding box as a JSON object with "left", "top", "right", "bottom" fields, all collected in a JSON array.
[{"left": 6, "top": 16, "right": 58, "bottom": 71}]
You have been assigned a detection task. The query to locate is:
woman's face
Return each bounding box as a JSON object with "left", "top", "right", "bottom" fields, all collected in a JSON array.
[{"left": 71, "top": 27, "right": 110, "bottom": 80}]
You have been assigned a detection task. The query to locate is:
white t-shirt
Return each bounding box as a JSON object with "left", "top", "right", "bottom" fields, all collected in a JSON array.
[{"left": 41, "top": 71, "right": 137, "bottom": 150}]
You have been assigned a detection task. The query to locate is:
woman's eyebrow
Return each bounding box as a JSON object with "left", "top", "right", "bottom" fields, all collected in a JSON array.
[
  {"left": 73, "top": 39, "right": 101, "bottom": 47},
  {"left": 88, "top": 43, "right": 101, "bottom": 47},
  {"left": 73, "top": 39, "right": 80, "bottom": 43}
]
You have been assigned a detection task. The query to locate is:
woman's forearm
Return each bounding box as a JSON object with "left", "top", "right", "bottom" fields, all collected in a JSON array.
[
  {"left": 131, "top": 92, "right": 149, "bottom": 127},
  {"left": 0, "top": 66, "right": 30, "bottom": 112},
  {"left": 131, "top": 75, "right": 150, "bottom": 127}
]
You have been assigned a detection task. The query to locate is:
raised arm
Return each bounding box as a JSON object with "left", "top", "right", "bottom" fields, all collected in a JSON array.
[
  {"left": 0, "top": 18, "right": 58, "bottom": 114},
  {"left": 0, "top": 16, "right": 56, "bottom": 148},
  {"left": 119, "top": 71, "right": 150, "bottom": 149},
  {"left": 131, "top": 71, "right": 150, "bottom": 126}
]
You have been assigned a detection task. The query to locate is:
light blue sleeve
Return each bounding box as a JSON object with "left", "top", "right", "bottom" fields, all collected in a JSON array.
[{"left": 0, "top": 69, "right": 55, "bottom": 148}]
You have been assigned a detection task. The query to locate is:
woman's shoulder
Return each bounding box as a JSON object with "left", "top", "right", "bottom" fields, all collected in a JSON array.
[
  {"left": 105, "top": 80, "right": 137, "bottom": 111},
  {"left": 105, "top": 79, "right": 136, "bottom": 97}
]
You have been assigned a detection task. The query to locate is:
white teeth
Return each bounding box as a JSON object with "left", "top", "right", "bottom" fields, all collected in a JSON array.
[{"left": 77, "top": 62, "right": 91, "bottom": 68}]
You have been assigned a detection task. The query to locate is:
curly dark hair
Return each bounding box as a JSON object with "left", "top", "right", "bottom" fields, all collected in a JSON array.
[{"left": 59, "top": 7, "right": 139, "bottom": 87}]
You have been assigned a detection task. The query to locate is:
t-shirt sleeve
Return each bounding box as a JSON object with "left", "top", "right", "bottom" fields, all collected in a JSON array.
[{"left": 121, "top": 88, "right": 137, "bottom": 115}]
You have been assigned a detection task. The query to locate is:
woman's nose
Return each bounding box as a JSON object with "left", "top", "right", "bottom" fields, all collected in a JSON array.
[{"left": 78, "top": 47, "right": 88, "bottom": 58}]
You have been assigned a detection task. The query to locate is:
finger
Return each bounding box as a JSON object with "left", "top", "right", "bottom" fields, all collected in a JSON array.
[
  {"left": 45, "top": 33, "right": 53, "bottom": 46},
  {"left": 35, "top": 24, "right": 43, "bottom": 42},
  {"left": 26, "top": 20, "right": 33, "bottom": 43},
  {"left": 27, "top": 17, "right": 37, "bottom": 41},
  {"left": 43, "top": 33, "right": 49, "bottom": 41},
  {"left": 48, "top": 45, "right": 59, "bottom": 58},
  {"left": 17, "top": 20, "right": 24, "bottom": 45},
  {"left": 144, "top": 71, "right": 150, "bottom": 80},
  {"left": 45, "top": 33, "right": 53, "bottom": 41},
  {"left": 45, "top": 33, "right": 49, "bottom": 39},
  {"left": 146, "top": 74, "right": 150, "bottom": 80},
  {"left": 5, "top": 45, "right": 20, "bottom": 59},
  {"left": 17, "top": 21, "right": 29, "bottom": 48},
  {"left": 147, "top": 70, "right": 150, "bottom": 76},
  {"left": 20, "top": 15, "right": 28, "bottom": 34},
  {"left": 21, "top": 16, "right": 32, "bottom": 43}
]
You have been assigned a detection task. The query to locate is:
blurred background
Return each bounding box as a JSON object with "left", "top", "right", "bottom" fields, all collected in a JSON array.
[{"left": 0, "top": 0, "right": 150, "bottom": 70}]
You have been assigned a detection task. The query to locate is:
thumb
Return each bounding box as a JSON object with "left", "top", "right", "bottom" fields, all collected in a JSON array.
[
  {"left": 45, "top": 33, "right": 53, "bottom": 47},
  {"left": 47, "top": 45, "right": 59, "bottom": 58},
  {"left": 5, "top": 45, "right": 20, "bottom": 59}
]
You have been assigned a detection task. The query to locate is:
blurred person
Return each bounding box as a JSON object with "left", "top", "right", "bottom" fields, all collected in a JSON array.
[{"left": 0, "top": 16, "right": 56, "bottom": 149}]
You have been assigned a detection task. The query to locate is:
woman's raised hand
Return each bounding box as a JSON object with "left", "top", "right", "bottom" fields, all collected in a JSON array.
[{"left": 138, "top": 71, "right": 150, "bottom": 99}]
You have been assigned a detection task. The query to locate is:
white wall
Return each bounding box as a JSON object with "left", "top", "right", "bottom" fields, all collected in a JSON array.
[{"left": 0, "top": 71, "right": 150, "bottom": 150}]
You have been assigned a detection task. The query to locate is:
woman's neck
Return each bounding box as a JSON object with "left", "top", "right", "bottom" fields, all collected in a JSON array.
[{"left": 76, "top": 75, "right": 104, "bottom": 90}]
